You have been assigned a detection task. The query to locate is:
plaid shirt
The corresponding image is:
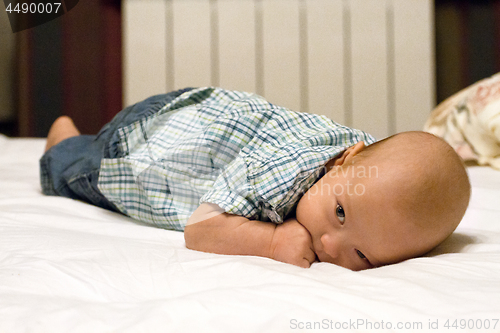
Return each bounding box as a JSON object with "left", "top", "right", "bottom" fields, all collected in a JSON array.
[{"left": 97, "top": 88, "right": 376, "bottom": 231}]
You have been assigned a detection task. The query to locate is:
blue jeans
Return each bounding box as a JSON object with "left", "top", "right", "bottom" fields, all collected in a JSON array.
[{"left": 40, "top": 88, "right": 194, "bottom": 211}]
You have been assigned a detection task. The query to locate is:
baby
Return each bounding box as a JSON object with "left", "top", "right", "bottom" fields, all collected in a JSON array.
[{"left": 41, "top": 87, "right": 471, "bottom": 271}]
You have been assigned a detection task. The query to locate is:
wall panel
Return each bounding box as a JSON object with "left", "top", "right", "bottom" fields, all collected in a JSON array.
[
  {"left": 123, "top": 0, "right": 167, "bottom": 106},
  {"left": 218, "top": 0, "right": 256, "bottom": 93},
  {"left": 350, "top": 0, "right": 389, "bottom": 139},
  {"left": 307, "top": 0, "right": 344, "bottom": 123},
  {"left": 261, "top": 0, "right": 301, "bottom": 111},
  {"left": 172, "top": 0, "right": 212, "bottom": 90},
  {"left": 123, "top": 0, "right": 435, "bottom": 139}
]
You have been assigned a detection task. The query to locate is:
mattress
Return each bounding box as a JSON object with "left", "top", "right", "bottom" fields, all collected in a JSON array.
[{"left": 1, "top": 135, "right": 499, "bottom": 332}]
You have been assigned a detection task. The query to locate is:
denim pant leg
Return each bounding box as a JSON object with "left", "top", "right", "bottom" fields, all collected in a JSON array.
[
  {"left": 39, "top": 134, "right": 119, "bottom": 211},
  {"left": 40, "top": 88, "right": 194, "bottom": 212}
]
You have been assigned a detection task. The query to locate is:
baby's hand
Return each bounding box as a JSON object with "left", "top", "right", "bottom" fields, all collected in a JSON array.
[{"left": 270, "top": 218, "right": 316, "bottom": 268}]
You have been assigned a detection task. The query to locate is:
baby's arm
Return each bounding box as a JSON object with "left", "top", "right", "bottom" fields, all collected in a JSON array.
[{"left": 184, "top": 203, "right": 316, "bottom": 268}]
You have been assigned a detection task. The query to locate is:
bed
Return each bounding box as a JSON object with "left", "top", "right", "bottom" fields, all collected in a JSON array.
[
  {"left": 1, "top": 136, "right": 500, "bottom": 332},
  {"left": 2, "top": 0, "right": 500, "bottom": 331}
]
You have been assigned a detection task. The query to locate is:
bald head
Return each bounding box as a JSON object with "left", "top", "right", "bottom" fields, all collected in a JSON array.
[{"left": 354, "top": 131, "right": 471, "bottom": 256}]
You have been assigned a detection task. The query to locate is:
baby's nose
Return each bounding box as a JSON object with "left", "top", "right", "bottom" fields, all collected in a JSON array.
[{"left": 320, "top": 234, "right": 341, "bottom": 259}]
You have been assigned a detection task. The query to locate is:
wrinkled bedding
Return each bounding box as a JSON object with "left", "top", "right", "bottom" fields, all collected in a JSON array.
[
  {"left": 425, "top": 72, "right": 500, "bottom": 169},
  {"left": 1, "top": 136, "right": 499, "bottom": 333}
]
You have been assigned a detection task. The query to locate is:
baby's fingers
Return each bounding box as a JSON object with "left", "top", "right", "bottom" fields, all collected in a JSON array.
[
  {"left": 305, "top": 249, "right": 316, "bottom": 266},
  {"left": 296, "top": 249, "right": 316, "bottom": 268},
  {"left": 298, "top": 259, "right": 311, "bottom": 268}
]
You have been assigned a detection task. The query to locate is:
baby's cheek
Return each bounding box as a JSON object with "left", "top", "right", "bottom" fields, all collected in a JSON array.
[
  {"left": 296, "top": 188, "right": 326, "bottom": 224},
  {"left": 295, "top": 193, "right": 312, "bottom": 223},
  {"left": 303, "top": 182, "right": 324, "bottom": 201}
]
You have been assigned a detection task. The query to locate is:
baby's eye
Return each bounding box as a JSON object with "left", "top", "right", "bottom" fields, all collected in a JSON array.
[
  {"left": 335, "top": 204, "right": 345, "bottom": 224},
  {"left": 356, "top": 249, "right": 366, "bottom": 260}
]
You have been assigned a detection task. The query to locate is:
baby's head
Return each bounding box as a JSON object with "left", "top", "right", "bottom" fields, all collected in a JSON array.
[{"left": 295, "top": 131, "right": 471, "bottom": 270}]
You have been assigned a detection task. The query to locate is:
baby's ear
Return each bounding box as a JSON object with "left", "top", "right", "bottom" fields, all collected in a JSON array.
[{"left": 333, "top": 141, "right": 365, "bottom": 166}]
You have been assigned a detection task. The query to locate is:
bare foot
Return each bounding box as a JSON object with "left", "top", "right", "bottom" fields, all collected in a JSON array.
[{"left": 45, "top": 116, "right": 81, "bottom": 152}]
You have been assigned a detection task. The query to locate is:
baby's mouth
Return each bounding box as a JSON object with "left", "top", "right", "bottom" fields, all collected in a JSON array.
[
  {"left": 312, "top": 242, "right": 328, "bottom": 263},
  {"left": 315, "top": 250, "right": 332, "bottom": 264},
  {"left": 314, "top": 253, "right": 320, "bottom": 263}
]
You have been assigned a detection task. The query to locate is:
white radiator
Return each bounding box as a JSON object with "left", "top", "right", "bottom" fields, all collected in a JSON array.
[{"left": 123, "top": 0, "right": 434, "bottom": 139}]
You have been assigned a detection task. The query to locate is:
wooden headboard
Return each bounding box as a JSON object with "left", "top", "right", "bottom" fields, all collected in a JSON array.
[{"left": 122, "top": 0, "right": 434, "bottom": 139}]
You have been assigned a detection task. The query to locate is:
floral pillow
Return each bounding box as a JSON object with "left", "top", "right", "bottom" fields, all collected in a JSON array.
[{"left": 424, "top": 73, "right": 500, "bottom": 169}]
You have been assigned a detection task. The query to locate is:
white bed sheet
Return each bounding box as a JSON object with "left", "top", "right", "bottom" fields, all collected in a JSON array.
[{"left": 1, "top": 136, "right": 499, "bottom": 333}]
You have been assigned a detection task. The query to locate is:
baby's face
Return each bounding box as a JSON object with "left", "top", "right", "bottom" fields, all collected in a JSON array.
[{"left": 295, "top": 163, "right": 426, "bottom": 271}]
